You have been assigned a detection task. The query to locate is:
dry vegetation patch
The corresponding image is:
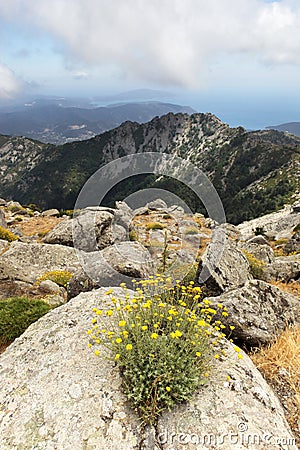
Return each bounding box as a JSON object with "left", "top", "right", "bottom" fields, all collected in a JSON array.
[{"left": 251, "top": 326, "right": 300, "bottom": 444}]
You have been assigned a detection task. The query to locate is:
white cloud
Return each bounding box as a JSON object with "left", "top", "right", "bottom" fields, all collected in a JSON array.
[
  {"left": 1, "top": 0, "right": 300, "bottom": 88},
  {"left": 0, "top": 63, "right": 22, "bottom": 98}
]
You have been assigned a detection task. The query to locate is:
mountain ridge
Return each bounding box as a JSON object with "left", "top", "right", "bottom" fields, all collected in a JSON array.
[{"left": 0, "top": 111, "right": 299, "bottom": 224}]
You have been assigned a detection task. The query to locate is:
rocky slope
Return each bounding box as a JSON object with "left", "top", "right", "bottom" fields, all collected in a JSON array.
[
  {"left": 0, "top": 197, "right": 300, "bottom": 446},
  {"left": 0, "top": 112, "right": 299, "bottom": 224}
]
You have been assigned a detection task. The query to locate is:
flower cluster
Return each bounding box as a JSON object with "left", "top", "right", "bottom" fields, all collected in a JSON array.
[{"left": 87, "top": 275, "right": 239, "bottom": 424}]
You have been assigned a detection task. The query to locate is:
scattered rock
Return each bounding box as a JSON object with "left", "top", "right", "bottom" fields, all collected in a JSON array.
[
  {"left": 0, "top": 241, "right": 79, "bottom": 284},
  {"left": 147, "top": 198, "right": 168, "bottom": 210},
  {"left": 68, "top": 242, "right": 154, "bottom": 298},
  {"left": 0, "top": 209, "right": 6, "bottom": 228},
  {"left": 197, "top": 228, "right": 252, "bottom": 295},
  {"left": 240, "top": 242, "right": 275, "bottom": 264},
  {"left": 207, "top": 279, "right": 300, "bottom": 347},
  {"left": 0, "top": 289, "right": 296, "bottom": 449},
  {"left": 247, "top": 234, "right": 270, "bottom": 246},
  {"left": 0, "top": 239, "right": 9, "bottom": 253},
  {"left": 283, "top": 231, "right": 300, "bottom": 255},
  {"left": 43, "top": 219, "right": 73, "bottom": 246},
  {"left": 41, "top": 208, "right": 60, "bottom": 217},
  {"left": 237, "top": 203, "right": 300, "bottom": 240},
  {"left": 6, "top": 201, "right": 24, "bottom": 214},
  {"left": 38, "top": 280, "right": 61, "bottom": 295},
  {"left": 263, "top": 255, "right": 300, "bottom": 282}
]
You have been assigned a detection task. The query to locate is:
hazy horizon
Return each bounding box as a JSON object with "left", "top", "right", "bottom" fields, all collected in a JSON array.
[{"left": 0, "top": 0, "right": 299, "bottom": 131}]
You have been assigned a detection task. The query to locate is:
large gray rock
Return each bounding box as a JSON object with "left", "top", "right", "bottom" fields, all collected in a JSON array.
[
  {"left": 207, "top": 279, "right": 300, "bottom": 347},
  {"left": 283, "top": 231, "right": 300, "bottom": 255},
  {"left": 44, "top": 208, "right": 115, "bottom": 250},
  {"left": 68, "top": 242, "right": 155, "bottom": 298},
  {"left": 0, "top": 289, "right": 296, "bottom": 449},
  {"left": 0, "top": 241, "right": 79, "bottom": 284},
  {"left": 239, "top": 242, "right": 275, "bottom": 264},
  {"left": 263, "top": 255, "right": 300, "bottom": 282},
  {"left": 197, "top": 228, "right": 252, "bottom": 295},
  {"left": 43, "top": 219, "right": 73, "bottom": 246},
  {"left": 237, "top": 203, "right": 300, "bottom": 240},
  {"left": 41, "top": 208, "right": 60, "bottom": 217}
]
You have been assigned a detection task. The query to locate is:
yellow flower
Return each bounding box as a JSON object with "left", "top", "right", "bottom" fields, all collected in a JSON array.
[
  {"left": 197, "top": 319, "right": 206, "bottom": 327},
  {"left": 230, "top": 326, "right": 235, "bottom": 330},
  {"left": 237, "top": 353, "right": 243, "bottom": 359},
  {"left": 166, "top": 386, "right": 171, "bottom": 392},
  {"left": 126, "top": 344, "right": 133, "bottom": 350},
  {"left": 115, "top": 354, "right": 120, "bottom": 360},
  {"left": 141, "top": 325, "right": 148, "bottom": 331},
  {"left": 196, "top": 352, "right": 201, "bottom": 357},
  {"left": 96, "top": 310, "right": 103, "bottom": 315},
  {"left": 217, "top": 303, "right": 223, "bottom": 309},
  {"left": 106, "top": 310, "right": 113, "bottom": 316},
  {"left": 94, "top": 350, "right": 100, "bottom": 356},
  {"left": 222, "top": 311, "right": 228, "bottom": 317},
  {"left": 233, "top": 346, "right": 241, "bottom": 353},
  {"left": 87, "top": 329, "right": 92, "bottom": 335},
  {"left": 214, "top": 354, "right": 220, "bottom": 359},
  {"left": 119, "top": 320, "right": 126, "bottom": 327},
  {"left": 151, "top": 333, "right": 159, "bottom": 339},
  {"left": 105, "top": 289, "right": 114, "bottom": 295},
  {"left": 115, "top": 338, "right": 122, "bottom": 344}
]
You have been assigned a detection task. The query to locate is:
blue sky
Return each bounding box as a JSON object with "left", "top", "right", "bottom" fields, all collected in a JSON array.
[{"left": 0, "top": 0, "right": 299, "bottom": 129}]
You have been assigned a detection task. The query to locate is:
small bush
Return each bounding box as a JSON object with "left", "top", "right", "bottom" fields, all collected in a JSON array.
[
  {"left": 0, "top": 226, "right": 19, "bottom": 242},
  {"left": 88, "top": 276, "right": 237, "bottom": 425},
  {"left": 0, "top": 297, "right": 51, "bottom": 345},
  {"left": 129, "top": 230, "right": 139, "bottom": 241},
  {"left": 243, "top": 250, "right": 266, "bottom": 280},
  {"left": 184, "top": 226, "right": 199, "bottom": 235},
  {"left": 146, "top": 222, "right": 164, "bottom": 230},
  {"left": 36, "top": 270, "right": 73, "bottom": 288}
]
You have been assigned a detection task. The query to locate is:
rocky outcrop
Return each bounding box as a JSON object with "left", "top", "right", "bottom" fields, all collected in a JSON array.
[
  {"left": 44, "top": 207, "right": 115, "bottom": 250},
  {"left": 207, "top": 279, "right": 300, "bottom": 347},
  {"left": 284, "top": 231, "right": 300, "bottom": 255},
  {"left": 237, "top": 202, "right": 300, "bottom": 240},
  {"left": 68, "top": 242, "right": 155, "bottom": 298},
  {"left": 0, "top": 289, "right": 296, "bottom": 450},
  {"left": 263, "top": 255, "right": 300, "bottom": 282},
  {"left": 239, "top": 242, "right": 275, "bottom": 264},
  {"left": 197, "top": 228, "right": 252, "bottom": 295},
  {"left": 0, "top": 241, "right": 79, "bottom": 284}
]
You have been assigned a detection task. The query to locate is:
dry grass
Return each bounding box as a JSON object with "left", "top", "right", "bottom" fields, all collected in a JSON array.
[
  {"left": 251, "top": 326, "right": 300, "bottom": 443},
  {"left": 269, "top": 280, "right": 300, "bottom": 298},
  {"left": 17, "top": 216, "right": 63, "bottom": 237}
]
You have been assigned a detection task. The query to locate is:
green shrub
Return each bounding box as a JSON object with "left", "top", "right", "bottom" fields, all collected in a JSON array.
[
  {"left": 243, "top": 250, "right": 266, "bottom": 280},
  {"left": 0, "top": 226, "right": 19, "bottom": 242},
  {"left": 146, "top": 222, "right": 164, "bottom": 230},
  {"left": 184, "top": 226, "right": 199, "bottom": 235},
  {"left": 129, "top": 230, "right": 139, "bottom": 241},
  {"left": 36, "top": 270, "right": 73, "bottom": 288},
  {"left": 88, "top": 276, "right": 237, "bottom": 425},
  {"left": 0, "top": 297, "right": 51, "bottom": 345}
]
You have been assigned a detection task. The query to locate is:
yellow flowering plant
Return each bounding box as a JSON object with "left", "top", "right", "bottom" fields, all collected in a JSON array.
[{"left": 87, "top": 275, "right": 235, "bottom": 425}]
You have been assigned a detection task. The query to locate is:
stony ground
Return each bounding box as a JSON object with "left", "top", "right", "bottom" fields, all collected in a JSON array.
[{"left": 0, "top": 200, "right": 299, "bottom": 444}]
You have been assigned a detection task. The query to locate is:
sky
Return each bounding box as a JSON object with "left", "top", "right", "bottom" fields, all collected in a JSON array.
[{"left": 0, "top": 0, "right": 299, "bottom": 129}]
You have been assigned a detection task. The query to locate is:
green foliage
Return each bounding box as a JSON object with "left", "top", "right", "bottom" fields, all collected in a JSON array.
[
  {"left": 184, "top": 226, "right": 199, "bottom": 235},
  {"left": 0, "top": 226, "right": 19, "bottom": 242},
  {"left": 243, "top": 250, "right": 266, "bottom": 280},
  {"left": 88, "top": 277, "right": 234, "bottom": 425},
  {"left": 0, "top": 297, "right": 51, "bottom": 345},
  {"left": 146, "top": 222, "right": 164, "bottom": 230},
  {"left": 36, "top": 270, "right": 73, "bottom": 288},
  {"left": 129, "top": 230, "right": 139, "bottom": 241}
]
